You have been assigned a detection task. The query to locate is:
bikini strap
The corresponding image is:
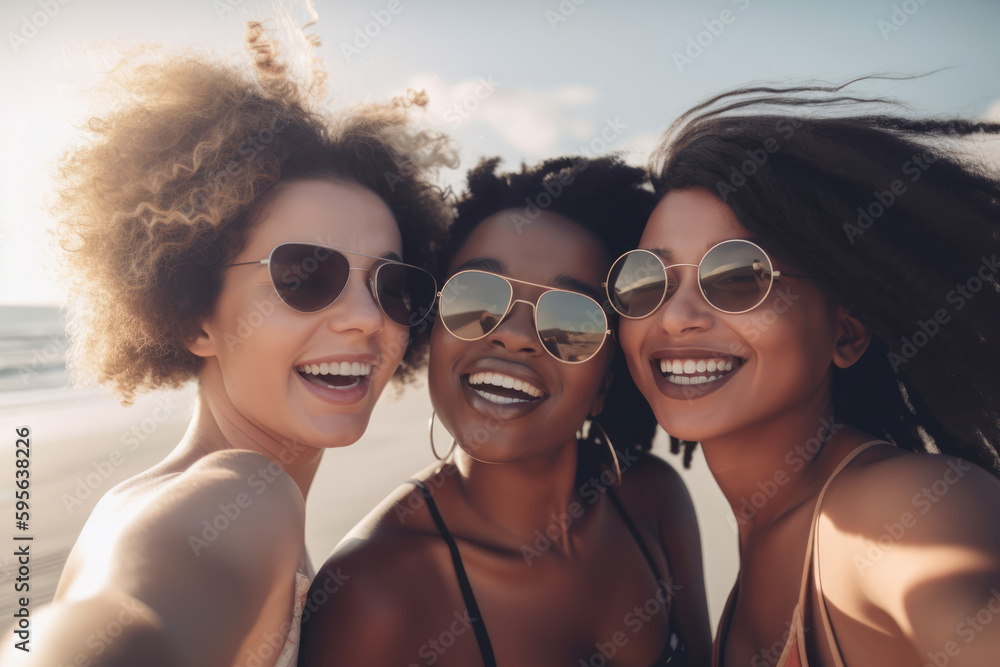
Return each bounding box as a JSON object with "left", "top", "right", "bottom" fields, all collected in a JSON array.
[
  {"left": 795, "top": 440, "right": 888, "bottom": 665},
  {"left": 410, "top": 480, "right": 498, "bottom": 667},
  {"left": 606, "top": 487, "right": 674, "bottom": 612}
]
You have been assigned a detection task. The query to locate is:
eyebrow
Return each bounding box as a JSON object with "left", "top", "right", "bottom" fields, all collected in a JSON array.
[
  {"left": 646, "top": 248, "right": 673, "bottom": 262},
  {"left": 645, "top": 237, "right": 760, "bottom": 263},
  {"left": 453, "top": 257, "right": 602, "bottom": 300}
]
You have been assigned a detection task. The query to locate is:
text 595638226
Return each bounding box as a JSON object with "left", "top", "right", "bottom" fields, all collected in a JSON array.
[{"left": 12, "top": 425, "right": 32, "bottom": 653}]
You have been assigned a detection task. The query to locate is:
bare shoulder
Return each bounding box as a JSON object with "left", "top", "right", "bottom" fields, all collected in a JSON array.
[
  {"left": 93, "top": 449, "right": 305, "bottom": 573},
  {"left": 44, "top": 449, "right": 306, "bottom": 666},
  {"left": 299, "top": 473, "right": 452, "bottom": 665},
  {"left": 821, "top": 444, "right": 1000, "bottom": 603},
  {"left": 615, "top": 448, "right": 698, "bottom": 534},
  {"left": 824, "top": 444, "right": 1000, "bottom": 544}
]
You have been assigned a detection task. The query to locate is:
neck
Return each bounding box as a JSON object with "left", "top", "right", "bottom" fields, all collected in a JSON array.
[
  {"left": 452, "top": 437, "right": 588, "bottom": 553},
  {"left": 701, "top": 399, "right": 843, "bottom": 548},
  {"left": 168, "top": 366, "right": 324, "bottom": 500}
]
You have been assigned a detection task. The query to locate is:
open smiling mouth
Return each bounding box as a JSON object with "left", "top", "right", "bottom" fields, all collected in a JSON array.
[
  {"left": 650, "top": 355, "right": 746, "bottom": 396},
  {"left": 296, "top": 361, "right": 373, "bottom": 390},
  {"left": 464, "top": 372, "right": 545, "bottom": 405}
]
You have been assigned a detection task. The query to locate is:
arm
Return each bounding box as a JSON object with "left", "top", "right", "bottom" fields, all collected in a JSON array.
[
  {"left": 830, "top": 454, "right": 1000, "bottom": 665},
  {"left": 626, "top": 453, "right": 713, "bottom": 666},
  {"left": 2, "top": 450, "right": 305, "bottom": 667},
  {"left": 298, "top": 537, "right": 423, "bottom": 666}
]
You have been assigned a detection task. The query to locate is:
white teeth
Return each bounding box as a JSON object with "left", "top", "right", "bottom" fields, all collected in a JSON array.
[
  {"left": 657, "top": 357, "right": 739, "bottom": 380},
  {"left": 466, "top": 372, "right": 543, "bottom": 398},
  {"left": 471, "top": 388, "right": 531, "bottom": 405},
  {"left": 297, "top": 361, "right": 373, "bottom": 377}
]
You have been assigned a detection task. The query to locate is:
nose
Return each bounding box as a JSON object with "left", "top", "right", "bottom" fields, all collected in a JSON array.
[
  {"left": 656, "top": 266, "right": 714, "bottom": 336},
  {"left": 326, "top": 267, "right": 385, "bottom": 335},
  {"left": 488, "top": 300, "right": 542, "bottom": 356}
]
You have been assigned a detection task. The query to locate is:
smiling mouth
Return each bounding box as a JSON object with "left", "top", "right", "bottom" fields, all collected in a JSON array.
[
  {"left": 464, "top": 371, "right": 545, "bottom": 405},
  {"left": 652, "top": 356, "right": 744, "bottom": 387},
  {"left": 296, "top": 361, "right": 373, "bottom": 390}
]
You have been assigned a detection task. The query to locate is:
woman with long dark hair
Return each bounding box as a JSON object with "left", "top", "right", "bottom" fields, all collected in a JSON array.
[
  {"left": 300, "top": 156, "right": 712, "bottom": 666},
  {"left": 607, "top": 83, "right": 1000, "bottom": 665}
]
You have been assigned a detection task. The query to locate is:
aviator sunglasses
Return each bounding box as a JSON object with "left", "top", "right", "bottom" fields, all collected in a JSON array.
[
  {"left": 605, "top": 239, "right": 799, "bottom": 318},
  {"left": 223, "top": 242, "right": 437, "bottom": 327},
  {"left": 437, "top": 270, "right": 611, "bottom": 364}
]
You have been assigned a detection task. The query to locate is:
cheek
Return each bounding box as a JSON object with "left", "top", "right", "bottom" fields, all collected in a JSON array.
[
  {"left": 375, "top": 325, "right": 409, "bottom": 377},
  {"left": 618, "top": 319, "right": 651, "bottom": 374},
  {"left": 427, "top": 325, "right": 460, "bottom": 405}
]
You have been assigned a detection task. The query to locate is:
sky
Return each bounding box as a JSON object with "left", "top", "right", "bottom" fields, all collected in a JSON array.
[{"left": 1, "top": 0, "right": 999, "bottom": 305}]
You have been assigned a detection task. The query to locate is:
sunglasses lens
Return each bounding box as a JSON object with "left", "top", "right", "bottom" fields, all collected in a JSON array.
[
  {"left": 607, "top": 250, "right": 670, "bottom": 318},
  {"left": 536, "top": 291, "right": 607, "bottom": 362},
  {"left": 439, "top": 271, "right": 512, "bottom": 340},
  {"left": 269, "top": 243, "right": 350, "bottom": 312},
  {"left": 374, "top": 263, "right": 438, "bottom": 327},
  {"left": 700, "top": 241, "right": 774, "bottom": 313}
]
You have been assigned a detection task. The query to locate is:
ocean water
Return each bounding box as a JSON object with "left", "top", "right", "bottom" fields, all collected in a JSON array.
[{"left": 0, "top": 305, "right": 70, "bottom": 397}]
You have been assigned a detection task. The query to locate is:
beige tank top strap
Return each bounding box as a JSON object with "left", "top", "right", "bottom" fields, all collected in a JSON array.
[{"left": 794, "top": 439, "right": 887, "bottom": 666}]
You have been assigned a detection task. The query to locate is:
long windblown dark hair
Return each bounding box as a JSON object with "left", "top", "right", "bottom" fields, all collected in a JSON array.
[
  {"left": 441, "top": 155, "right": 667, "bottom": 474},
  {"left": 651, "top": 81, "right": 1000, "bottom": 475}
]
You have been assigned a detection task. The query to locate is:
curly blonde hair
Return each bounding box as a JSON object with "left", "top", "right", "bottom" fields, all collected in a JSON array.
[{"left": 55, "top": 22, "right": 457, "bottom": 404}]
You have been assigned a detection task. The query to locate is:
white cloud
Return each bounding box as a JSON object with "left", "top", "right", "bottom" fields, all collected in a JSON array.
[
  {"left": 985, "top": 99, "right": 1000, "bottom": 122},
  {"left": 404, "top": 73, "right": 600, "bottom": 157}
]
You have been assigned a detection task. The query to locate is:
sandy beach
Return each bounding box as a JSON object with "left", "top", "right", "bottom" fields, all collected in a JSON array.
[{"left": 1, "top": 372, "right": 740, "bottom": 638}]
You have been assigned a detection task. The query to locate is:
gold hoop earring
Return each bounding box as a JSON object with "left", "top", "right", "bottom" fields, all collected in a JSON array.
[
  {"left": 589, "top": 420, "right": 621, "bottom": 486},
  {"left": 428, "top": 411, "right": 457, "bottom": 461}
]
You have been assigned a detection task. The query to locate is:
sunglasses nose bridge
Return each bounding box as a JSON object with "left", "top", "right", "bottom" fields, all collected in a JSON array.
[
  {"left": 329, "top": 266, "right": 387, "bottom": 326},
  {"left": 489, "top": 298, "right": 544, "bottom": 354}
]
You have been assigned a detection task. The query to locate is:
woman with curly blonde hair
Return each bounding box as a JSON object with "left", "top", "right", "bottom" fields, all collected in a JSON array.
[{"left": 5, "top": 22, "right": 455, "bottom": 667}]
